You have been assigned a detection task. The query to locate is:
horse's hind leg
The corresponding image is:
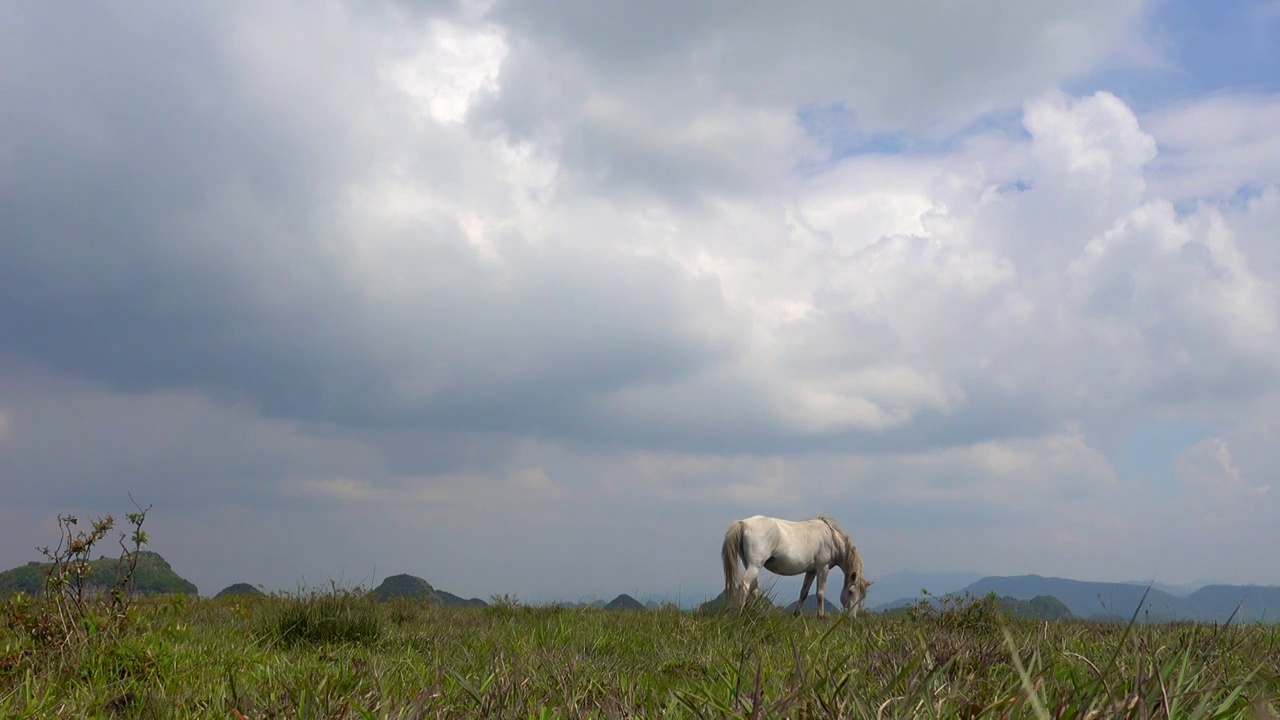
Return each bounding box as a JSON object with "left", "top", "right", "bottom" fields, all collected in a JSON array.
[
  {"left": 795, "top": 570, "right": 815, "bottom": 617},
  {"left": 814, "top": 566, "right": 830, "bottom": 619},
  {"left": 739, "top": 564, "right": 763, "bottom": 609}
]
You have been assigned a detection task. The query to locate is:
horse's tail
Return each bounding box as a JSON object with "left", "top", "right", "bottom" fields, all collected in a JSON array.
[{"left": 721, "top": 520, "right": 745, "bottom": 601}]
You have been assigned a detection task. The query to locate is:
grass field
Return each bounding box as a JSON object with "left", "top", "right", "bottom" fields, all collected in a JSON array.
[{"left": 3, "top": 587, "right": 1279, "bottom": 719}]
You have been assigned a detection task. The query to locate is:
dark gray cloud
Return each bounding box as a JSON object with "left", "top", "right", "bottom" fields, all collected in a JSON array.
[
  {"left": 0, "top": 357, "right": 385, "bottom": 508},
  {"left": 0, "top": 2, "right": 737, "bottom": 442},
  {"left": 480, "top": 0, "right": 1148, "bottom": 133}
]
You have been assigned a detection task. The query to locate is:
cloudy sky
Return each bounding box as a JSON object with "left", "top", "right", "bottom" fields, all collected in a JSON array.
[{"left": 2, "top": 0, "right": 1279, "bottom": 605}]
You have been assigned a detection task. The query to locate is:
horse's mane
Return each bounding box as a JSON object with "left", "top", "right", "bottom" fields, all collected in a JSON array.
[
  {"left": 814, "top": 514, "right": 868, "bottom": 588},
  {"left": 812, "top": 513, "right": 848, "bottom": 543}
]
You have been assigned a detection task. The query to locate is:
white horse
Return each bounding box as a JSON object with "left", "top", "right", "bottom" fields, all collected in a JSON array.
[{"left": 721, "top": 514, "right": 871, "bottom": 618}]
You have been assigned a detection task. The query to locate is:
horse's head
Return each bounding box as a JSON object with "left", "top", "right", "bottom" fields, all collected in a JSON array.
[
  {"left": 839, "top": 542, "right": 872, "bottom": 616},
  {"left": 840, "top": 575, "right": 873, "bottom": 615}
]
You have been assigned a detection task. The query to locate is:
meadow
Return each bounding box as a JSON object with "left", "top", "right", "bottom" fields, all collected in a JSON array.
[
  {"left": 3, "top": 507, "right": 1278, "bottom": 718},
  {"left": 3, "top": 585, "right": 1280, "bottom": 719}
]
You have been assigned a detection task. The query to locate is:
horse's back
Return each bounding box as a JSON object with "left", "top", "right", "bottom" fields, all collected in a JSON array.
[
  {"left": 738, "top": 514, "right": 824, "bottom": 534},
  {"left": 737, "top": 515, "right": 817, "bottom": 542}
]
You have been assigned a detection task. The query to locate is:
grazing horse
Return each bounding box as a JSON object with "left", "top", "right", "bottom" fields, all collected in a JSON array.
[{"left": 721, "top": 514, "right": 871, "bottom": 618}]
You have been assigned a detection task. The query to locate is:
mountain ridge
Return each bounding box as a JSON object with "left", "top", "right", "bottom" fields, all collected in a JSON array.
[{"left": 872, "top": 574, "right": 1280, "bottom": 623}]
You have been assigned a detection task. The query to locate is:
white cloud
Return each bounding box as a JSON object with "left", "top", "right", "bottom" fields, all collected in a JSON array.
[
  {"left": 1025, "top": 90, "right": 1157, "bottom": 208},
  {"left": 1066, "top": 198, "right": 1280, "bottom": 406},
  {"left": 1176, "top": 434, "right": 1273, "bottom": 509},
  {"left": 1143, "top": 93, "right": 1280, "bottom": 200},
  {"left": 872, "top": 424, "right": 1119, "bottom": 508},
  {"left": 386, "top": 18, "right": 507, "bottom": 125}
]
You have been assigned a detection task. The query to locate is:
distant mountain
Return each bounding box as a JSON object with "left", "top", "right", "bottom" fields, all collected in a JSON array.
[
  {"left": 436, "top": 589, "right": 488, "bottom": 608},
  {"left": 878, "top": 593, "right": 1074, "bottom": 620},
  {"left": 532, "top": 592, "right": 702, "bottom": 610},
  {"left": 1183, "top": 585, "right": 1280, "bottom": 623},
  {"left": 784, "top": 596, "right": 841, "bottom": 615},
  {"left": 605, "top": 593, "right": 646, "bottom": 610},
  {"left": 215, "top": 582, "right": 265, "bottom": 598},
  {"left": 369, "top": 574, "right": 439, "bottom": 603},
  {"left": 965, "top": 575, "right": 1183, "bottom": 621},
  {"left": 696, "top": 590, "right": 777, "bottom": 613},
  {"left": 871, "top": 596, "right": 923, "bottom": 613},
  {"left": 632, "top": 592, "right": 695, "bottom": 609},
  {"left": 0, "top": 551, "right": 198, "bottom": 597},
  {"left": 865, "top": 569, "right": 984, "bottom": 609},
  {"left": 952, "top": 576, "right": 1280, "bottom": 623},
  {"left": 368, "top": 574, "right": 490, "bottom": 607},
  {"left": 548, "top": 599, "right": 610, "bottom": 609},
  {"left": 1120, "top": 580, "right": 1206, "bottom": 597},
  {"left": 997, "top": 595, "right": 1073, "bottom": 620}
]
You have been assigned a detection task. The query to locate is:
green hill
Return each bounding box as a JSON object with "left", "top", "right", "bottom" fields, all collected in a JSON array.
[
  {"left": 0, "top": 551, "right": 198, "bottom": 597},
  {"left": 696, "top": 590, "right": 781, "bottom": 613},
  {"left": 436, "top": 589, "right": 489, "bottom": 608},
  {"left": 964, "top": 576, "right": 1184, "bottom": 621},
  {"left": 0, "top": 562, "right": 49, "bottom": 597},
  {"left": 369, "top": 574, "right": 439, "bottom": 603},
  {"left": 997, "top": 595, "right": 1073, "bottom": 619},
  {"left": 696, "top": 591, "right": 731, "bottom": 612},
  {"left": 367, "top": 574, "right": 491, "bottom": 607},
  {"left": 215, "top": 583, "right": 266, "bottom": 598},
  {"left": 605, "top": 594, "right": 645, "bottom": 610},
  {"left": 784, "top": 597, "right": 841, "bottom": 615}
]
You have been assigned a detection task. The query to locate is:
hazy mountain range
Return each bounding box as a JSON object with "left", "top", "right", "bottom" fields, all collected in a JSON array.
[
  {"left": 5, "top": 553, "right": 1277, "bottom": 624},
  {"left": 872, "top": 573, "right": 1280, "bottom": 623},
  {"left": 862, "top": 569, "right": 987, "bottom": 608}
]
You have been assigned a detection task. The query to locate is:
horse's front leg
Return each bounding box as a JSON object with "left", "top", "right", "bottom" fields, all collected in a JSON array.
[
  {"left": 795, "top": 570, "right": 815, "bottom": 617},
  {"left": 814, "top": 566, "right": 830, "bottom": 619}
]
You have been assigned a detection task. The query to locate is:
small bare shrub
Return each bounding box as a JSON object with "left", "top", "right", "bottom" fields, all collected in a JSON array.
[
  {"left": 3, "top": 497, "right": 152, "bottom": 653},
  {"left": 909, "top": 589, "right": 1010, "bottom": 634}
]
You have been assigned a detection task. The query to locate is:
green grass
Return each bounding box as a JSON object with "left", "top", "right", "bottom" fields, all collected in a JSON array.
[{"left": 3, "top": 590, "right": 1279, "bottom": 718}]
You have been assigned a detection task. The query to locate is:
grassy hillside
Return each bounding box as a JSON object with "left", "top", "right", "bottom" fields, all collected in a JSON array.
[
  {"left": 2, "top": 590, "right": 1276, "bottom": 717},
  {"left": 0, "top": 551, "right": 198, "bottom": 597}
]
